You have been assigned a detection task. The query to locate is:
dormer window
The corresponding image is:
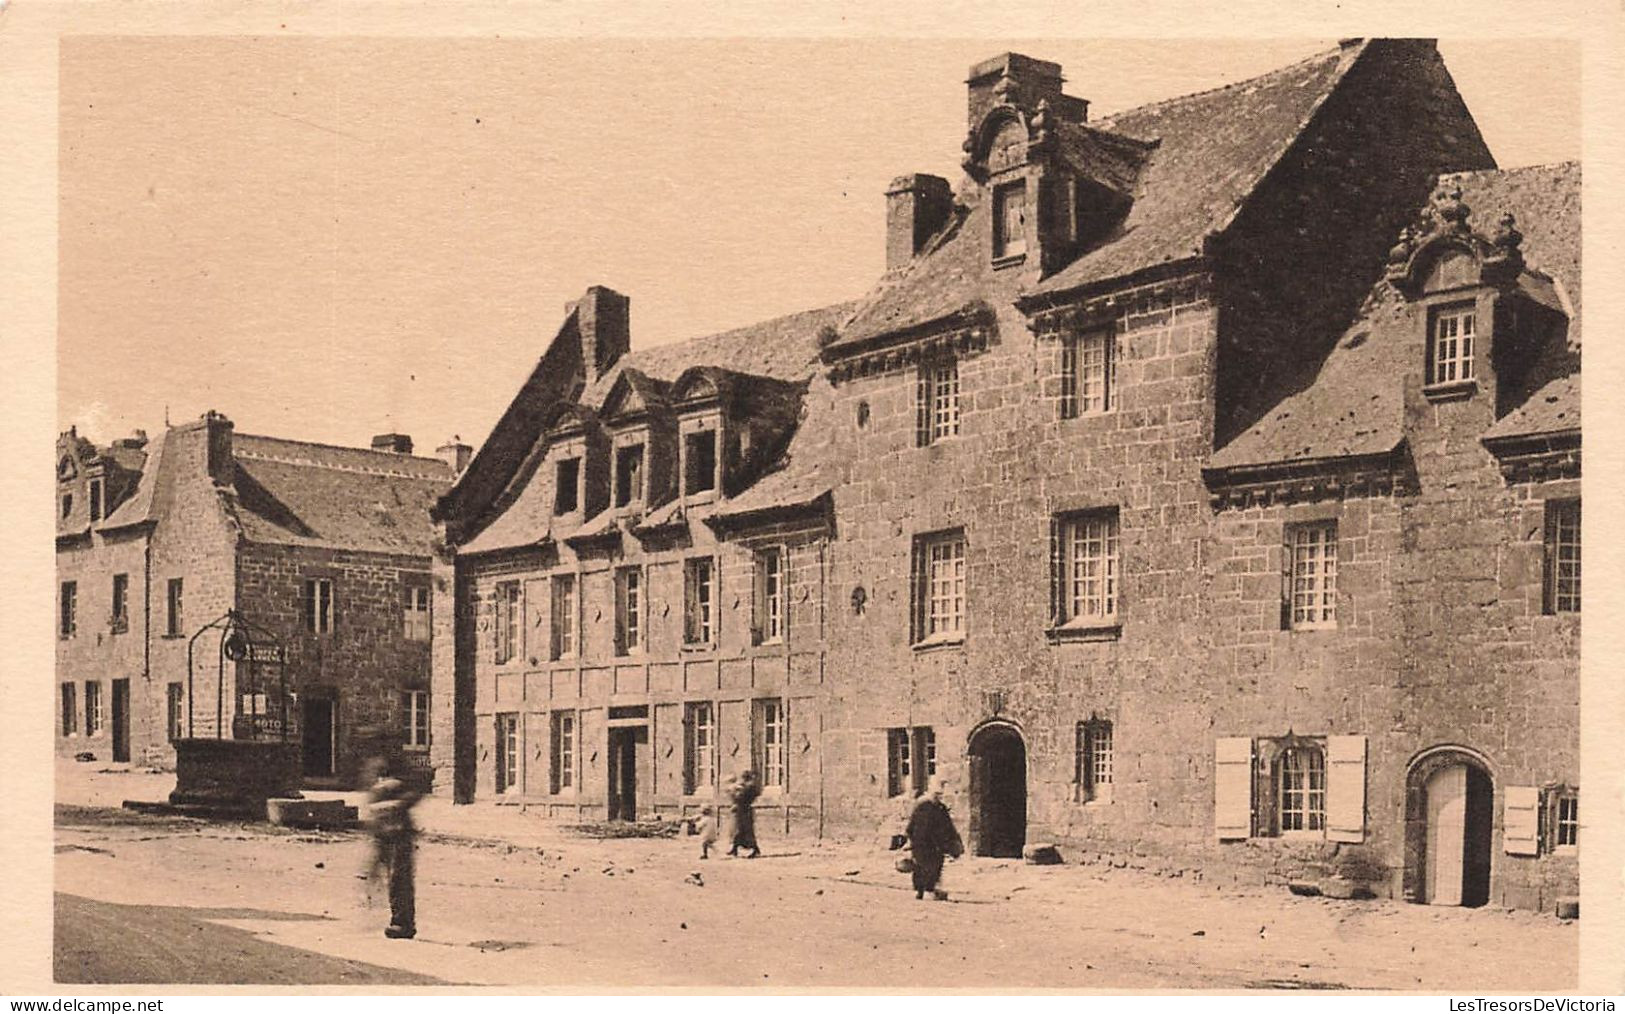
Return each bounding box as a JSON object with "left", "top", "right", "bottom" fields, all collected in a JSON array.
[
  {"left": 554, "top": 457, "right": 581, "bottom": 515},
  {"left": 60, "top": 493, "right": 73, "bottom": 519},
  {"left": 683, "top": 428, "right": 718, "bottom": 498},
  {"left": 1429, "top": 303, "right": 1477, "bottom": 387},
  {"left": 993, "top": 180, "right": 1027, "bottom": 262},
  {"left": 615, "top": 443, "right": 645, "bottom": 509},
  {"left": 88, "top": 479, "right": 104, "bottom": 522}
]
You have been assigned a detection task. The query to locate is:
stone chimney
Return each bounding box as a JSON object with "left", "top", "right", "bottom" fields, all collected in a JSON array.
[
  {"left": 885, "top": 174, "right": 954, "bottom": 271},
  {"left": 437, "top": 436, "right": 473, "bottom": 476},
  {"left": 371, "top": 433, "right": 414, "bottom": 455},
  {"left": 202, "top": 410, "right": 234, "bottom": 487},
  {"left": 113, "top": 429, "right": 148, "bottom": 451},
  {"left": 573, "top": 285, "right": 631, "bottom": 382},
  {"left": 966, "top": 53, "right": 1087, "bottom": 129}
]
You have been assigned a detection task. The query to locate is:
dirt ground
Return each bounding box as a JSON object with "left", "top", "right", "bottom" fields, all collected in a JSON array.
[{"left": 52, "top": 762, "right": 1578, "bottom": 990}]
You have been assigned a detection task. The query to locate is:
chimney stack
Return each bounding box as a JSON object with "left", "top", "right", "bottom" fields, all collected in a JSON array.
[
  {"left": 202, "top": 410, "right": 234, "bottom": 487},
  {"left": 574, "top": 286, "right": 631, "bottom": 382},
  {"left": 885, "top": 174, "right": 954, "bottom": 272},
  {"left": 437, "top": 436, "right": 473, "bottom": 476},
  {"left": 966, "top": 53, "right": 1087, "bottom": 129},
  {"left": 371, "top": 433, "right": 414, "bottom": 455}
]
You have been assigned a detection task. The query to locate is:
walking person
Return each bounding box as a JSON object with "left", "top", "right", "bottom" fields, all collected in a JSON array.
[
  {"left": 905, "top": 778, "right": 963, "bottom": 900},
  {"left": 726, "top": 769, "right": 762, "bottom": 858},
  {"left": 365, "top": 754, "right": 423, "bottom": 939},
  {"left": 696, "top": 804, "right": 720, "bottom": 860}
]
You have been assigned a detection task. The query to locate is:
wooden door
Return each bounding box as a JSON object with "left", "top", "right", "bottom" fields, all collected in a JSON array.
[
  {"left": 1425, "top": 764, "right": 1467, "bottom": 905},
  {"left": 111, "top": 680, "right": 130, "bottom": 762}
]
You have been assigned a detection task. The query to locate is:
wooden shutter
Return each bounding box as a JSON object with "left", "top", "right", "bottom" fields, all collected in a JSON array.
[
  {"left": 1504, "top": 784, "right": 1541, "bottom": 856},
  {"left": 1214, "top": 737, "right": 1254, "bottom": 840},
  {"left": 908, "top": 538, "right": 925, "bottom": 643},
  {"left": 1049, "top": 517, "right": 1064, "bottom": 626},
  {"left": 1279, "top": 530, "right": 1293, "bottom": 630},
  {"left": 750, "top": 553, "right": 766, "bottom": 646},
  {"left": 1325, "top": 734, "right": 1367, "bottom": 843},
  {"left": 915, "top": 365, "right": 931, "bottom": 447}
]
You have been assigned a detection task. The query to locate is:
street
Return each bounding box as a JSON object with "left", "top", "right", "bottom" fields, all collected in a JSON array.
[{"left": 54, "top": 765, "right": 1578, "bottom": 990}]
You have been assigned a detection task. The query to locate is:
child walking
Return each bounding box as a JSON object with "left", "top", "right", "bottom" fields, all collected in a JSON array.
[{"left": 696, "top": 804, "right": 719, "bottom": 860}]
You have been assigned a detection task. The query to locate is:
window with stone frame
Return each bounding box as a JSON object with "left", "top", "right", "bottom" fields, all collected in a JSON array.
[
  {"left": 752, "top": 546, "right": 785, "bottom": 645},
  {"left": 1544, "top": 498, "right": 1580, "bottom": 614},
  {"left": 684, "top": 557, "right": 717, "bottom": 646},
  {"left": 1284, "top": 521, "right": 1337, "bottom": 630},
  {"left": 614, "top": 566, "right": 643, "bottom": 655},
  {"left": 61, "top": 682, "right": 77, "bottom": 736},
  {"left": 403, "top": 582, "right": 431, "bottom": 641},
  {"left": 60, "top": 492, "right": 73, "bottom": 519},
  {"left": 59, "top": 581, "right": 76, "bottom": 639},
  {"left": 993, "top": 179, "right": 1028, "bottom": 260},
  {"left": 614, "top": 443, "right": 645, "bottom": 509},
  {"left": 302, "top": 578, "right": 334, "bottom": 634},
  {"left": 550, "top": 574, "right": 577, "bottom": 660},
  {"left": 683, "top": 700, "right": 717, "bottom": 796},
  {"left": 1428, "top": 302, "right": 1477, "bottom": 386},
  {"left": 910, "top": 529, "right": 967, "bottom": 645},
  {"left": 1264, "top": 740, "right": 1326, "bottom": 836},
  {"left": 166, "top": 683, "right": 184, "bottom": 742},
  {"left": 166, "top": 578, "right": 184, "bottom": 637},
  {"left": 401, "top": 690, "right": 429, "bottom": 750},
  {"left": 1075, "top": 717, "right": 1114, "bottom": 803},
  {"left": 1052, "top": 509, "right": 1120, "bottom": 630},
  {"left": 550, "top": 710, "right": 576, "bottom": 794},
  {"left": 915, "top": 359, "right": 960, "bottom": 447},
  {"left": 554, "top": 457, "right": 581, "bottom": 515},
  {"left": 887, "top": 726, "right": 936, "bottom": 798},
  {"left": 754, "top": 697, "right": 787, "bottom": 790},
  {"left": 111, "top": 573, "right": 129, "bottom": 634},
  {"left": 89, "top": 478, "right": 104, "bottom": 522},
  {"left": 495, "top": 712, "right": 519, "bottom": 794},
  {"left": 493, "top": 581, "right": 520, "bottom": 665},
  {"left": 1060, "top": 328, "right": 1115, "bottom": 419},
  {"left": 684, "top": 429, "right": 718, "bottom": 497},
  {"left": 84, "top": 680, "right": 104, "bottom": 738}
]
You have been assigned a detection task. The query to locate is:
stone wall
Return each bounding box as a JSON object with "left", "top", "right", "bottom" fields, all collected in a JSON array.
[{"left": 54, "top": 530, "right": 149, "bottom": 759}]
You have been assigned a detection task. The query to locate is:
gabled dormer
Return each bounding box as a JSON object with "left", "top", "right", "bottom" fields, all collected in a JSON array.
[
  {"left": 538, "top": 403, "right": 610, "bottom": 528},
  {"left": 670, "top": 366, "right": 805, "bottom": 503},
  {"left": 599, "top": 367, "right": 676, "bottom": 517}
]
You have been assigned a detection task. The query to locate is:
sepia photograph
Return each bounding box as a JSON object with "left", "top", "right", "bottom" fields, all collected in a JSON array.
[{"left": 7, "top": 4, "right": 1617, "bottom": 996}]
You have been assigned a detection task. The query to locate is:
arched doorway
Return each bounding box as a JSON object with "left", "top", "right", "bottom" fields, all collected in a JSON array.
[
  {"left": 967, "top": 722, "right": 1027, "bottom": 858},
  {"left": 1404, "top": 746, "right": 1495, "bottom": 907}
]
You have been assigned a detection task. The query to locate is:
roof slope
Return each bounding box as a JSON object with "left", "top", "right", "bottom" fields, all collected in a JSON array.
[{"left": 227, "top": 435, "right": 452, "bottom": 555}]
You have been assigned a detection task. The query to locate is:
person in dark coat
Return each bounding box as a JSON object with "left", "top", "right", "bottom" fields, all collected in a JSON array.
[
  {"left": 727, "top": 769, "right": 762, "bottom": 858},
  {"left": 365, "top": 756, "right": 423, "bottom": 939},
  {"left": 905, "top": 778, "right": 963, "bottom": 900}
]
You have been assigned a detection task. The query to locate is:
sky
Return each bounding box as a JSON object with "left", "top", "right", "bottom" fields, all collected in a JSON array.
[{"left": 56, "top": 37, "right": 1581, "bottom": 455}]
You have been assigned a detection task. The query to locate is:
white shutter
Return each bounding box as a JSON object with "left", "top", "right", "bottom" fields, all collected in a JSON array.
[
  {"left": 1504, "top": 785, "right": 1541, "bottom": 856},
  {"left": 1214, "top": 737, "right": 1254, "bottom": 840},
  {"left": 1326, "top": 734, "right": 1367, "bottom": 843}
]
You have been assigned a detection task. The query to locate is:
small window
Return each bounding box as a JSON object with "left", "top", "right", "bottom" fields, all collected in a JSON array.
[
  {"left": 1054, "top": 510, "right": 1120, "bottom": 628},
  {"left": 403, "top": 583, "right": 431, "bottom": 641},
  {"left": 303, "top": 578, "right": 334, "bottom": 634},
  {"left": 554, "top": 457, "right": 581, "bottom": 515},
  {"left": 753, "top": 547, "right": 785, "bottom": 645},
  {"left": 550, "top": 710, "right": 576, "bottom": 793},
  {"left": 111, "top": 574, "right": 129, "bottom": 634},
  {"left": 684, "top": 701, "right": 717, "bottom": 795},
  {"left": 166, "top": 578, "right": 184, "bottom": 637},
  {"left": 1075, "top": 718, "right": 1114, "bottom": 802},
  {"left": 684, "top": 557, "right": 716, "bottom": 646},
  {"left": 915, "top": 360, "right": 961, "bottom": 447},
  {"left": 755, "top": 698, "right": 787, "bottom": 790},
  {"left": 495, "top": 712, "right": 519, "bottom": 794},
  {"left": 550, "top": 574, "right": 577, "bottom": 660},
  {"left": 684, "top": 430, "right": 718, "bottom": 497},
  {"left": 1061, "top": 330, "right": 1115, "bottom": 419},
  {"left": 61, "top": 683, "right": 78, "bottom": 736},
  {"left": 166, "top": 683, "right": 185, "bottom": 742},
  {"left": 615, "top": 444, "right": 645, "bottom": 509},
  {"left": 911, "top": 531, "right": 966, "bottom": 644},
  {"left": 615, "top": 566, "right": 642, "bottom": 655},
  {"left": 993, "top": 180, "right": 1027, "bottom": 260},
  {"left": 84, "top": 681, "right": 103, "bottom": 738},
  {"left": 401, "top": 690, "right": 429, "bottom": 750},
  {"left": 60, "top": 493, "right": 73, "bottom": 520},
  {"left": 886, "top": 726, "right": 937, "bottom": 798},
  {"left": 88, "top": 479, "right": 104, "bottom": 522},
  {"left": 1285, "top": 521, "right": 1337, "bottom": 630},
  {"left": 1429, "top": 304, "right": 1477, "bottom": 386},
  {"left": 1555, "top": 791, "right": 1579, "bottom": 849},
  {"left": 59, "top": 581, "right": 77, "bottom": 639},
  {"left": 1277, "top": 746, "right": 1326, "bottom": 834},
  {"left": 1545, "top": 499, "right": 1580, "bottom": 614},
  {"left": 493, "top": 581, "right": 520, "bottom": 665}
]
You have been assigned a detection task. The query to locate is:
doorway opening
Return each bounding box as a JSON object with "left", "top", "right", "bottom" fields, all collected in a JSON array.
[
  {"left": 607, "top": 725, "right": 649, "bottom": 821},
  {"left": 1405, "top": 746, "right": 1494, "bottom": 907},
  {"left": 301, "top": 696, "right": 336, "bottom": 779},
  {"left": 967, "top": 721, "right": 1027, "bottom": 858},
  {"left": 111, "top": 679, "right": 130, "bottom": 763}
]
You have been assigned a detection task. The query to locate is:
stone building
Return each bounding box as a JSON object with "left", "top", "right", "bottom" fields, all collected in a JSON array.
[
  {"left": 55, "top": 411, "right": 458, "bottom": 786},
  {"left": 430, "top": 40, "right": 1580, "bottom": 910}
]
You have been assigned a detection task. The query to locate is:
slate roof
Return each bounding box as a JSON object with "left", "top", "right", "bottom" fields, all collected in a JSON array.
[
  {"left": 227, "top": 435, "right": 452, "bottom": 555},
  {"left": 1211, "top": 162, "right": 1580, "bottom": 470},
  {"left": 98, "top": 431, "right": 167, "bottom": 531}
]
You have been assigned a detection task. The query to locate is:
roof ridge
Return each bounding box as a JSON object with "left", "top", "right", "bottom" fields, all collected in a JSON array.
[
  {"left": 235, "top": 431, "right": 449, "bottom": 466},
  {"left": 624, "top": 298, "right": 860, "bottom": 360},
  {"left": 1440, "top": 160, "right": 1580, "bottom": 179},
  {"left": 1096, "top": 41, "right": 1350, "bottom": 128}
]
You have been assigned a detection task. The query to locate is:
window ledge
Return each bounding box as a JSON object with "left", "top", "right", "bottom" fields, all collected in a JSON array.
[
  {"left": 1423, "top": 378, "right": 1478, "bottom": 402},
  {"left": 991, "top": 252, "right": 1027, "bottom": 271},
  {"left": 1277, "top": 830, "right": 1327, "bottom": 842},
  {"left": 681, "top": 642, "right": 718, "bottom": 654},
  {"left": 1287, "top": 622, "right": 1338, "bottom": 633},
  {"left": 1049, "top": 620, "right": 1121, "bottom": 643},
  {"left": 912, "top": 633, "right": 965, "bottom": 652}
]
